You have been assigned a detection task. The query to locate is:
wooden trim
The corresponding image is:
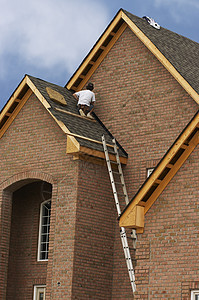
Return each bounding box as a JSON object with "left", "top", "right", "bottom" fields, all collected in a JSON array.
[
  {"left": 129, "top": 113, "right": 199, "bottom": 209},
  {"left": 121, "top": 11, "right": 199, "bottom": 106},
  {"left": 65, "top": 131, "right": 116, "bottom": 148},
  {"left": 66, "top": 10, "right": 199, "bottom": 105},
  {"left": 0, "top": 88, "right": 33, "bottom": 138},
  {"left": 26, "top": 77, "right": 51, "bottom": 110},
  {"left": 119, "top": 205, "right": 144, "bottom": 229},
  {"left": 119, "top": 113, "right": 199, "bottom": 228},
  {"left": 79, "top": 146, "right": 128, "bottom": 165},
  {"left": 66, "top": 10, "right": 124, "bottom": 90},
  {"left": 74, "top": 22, "right": 127, "bottom": 91},
  {"left": 72, "top": 153, "right": 107, "bottom": 166},
  {"left": 144, "top": 131, "right": 199, "bottom": 213},
  {"left": 54, "top": 107, "right": 96, "bottom": 122},
  {"left": 66, "top": 135, "right": 80, "bottom": 154},
  {"left": 0, "top": 77, "right": 27, "bottom": 122}
]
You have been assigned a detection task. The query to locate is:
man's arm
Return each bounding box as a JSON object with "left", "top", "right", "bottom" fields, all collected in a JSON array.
[{"left": 73, "top": 93, "right": 78, "bottom": 101}]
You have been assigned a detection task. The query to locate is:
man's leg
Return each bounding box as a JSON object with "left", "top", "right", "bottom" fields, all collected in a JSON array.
[
  {"left": 86, "top": 104, "right": 94, "bottom": 119},
  {"left": 78, "top": 105, "right": 86, "bottom": 116}
]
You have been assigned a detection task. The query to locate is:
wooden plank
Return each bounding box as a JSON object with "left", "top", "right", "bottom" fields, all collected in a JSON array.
[
  {"left": 79, "top": 146, "right": 128, "bottom": 165},
  {"left": 144, "top": 131, "right": 199, "bottom": 213},
  {"left": 166, "top": 164, "right": 173, "bottom": 169},
  {"left": 75, "top": 22, "right": 127, "bottom": 91},
  {"left": 72, "top": 153, "right": 107, "bottom": 166},
  {"left": 66, "top": 10, "right": 123, "bottom": 90},
  {"left": 65, "top": 132, "right": 115, "bottom": 148},
  {"left": 119, "top": 113, "right": 199, "bottom": 223},
  {"left": 121, "top": 11, "right": 199, "bottom": 105},
  {"left": 0, "top": 89, "right": 33, "bottom": 138},
  {"left": 180, "top": 144, "right": 188, "bottom": 149},
  {"left": 119, "top": 205, "right": 144, "bottom": 229},
  {"left": 54, "top": 107, "right": 96, "bottom": 122},
  {"left": 0, "top": 77, "right": 27, "bottom": 122},
  {"left": 66, "top": 135, "right": 80, "bottom": 154},
  {"left": 155, "top": 179, "right": 161, "bottom": 184}
]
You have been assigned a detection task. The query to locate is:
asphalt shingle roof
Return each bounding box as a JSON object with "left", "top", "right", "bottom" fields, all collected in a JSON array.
[
  {"left": 28, "top": 75, "right": 127, "bottom": 157},
  {"left": 123, "top": 9, "right": 199, "bottom": 94}
]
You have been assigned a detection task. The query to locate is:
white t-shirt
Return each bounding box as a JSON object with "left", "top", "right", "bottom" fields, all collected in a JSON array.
[{"left": 75, "top": 90, "right": 95, "bottom": 106}]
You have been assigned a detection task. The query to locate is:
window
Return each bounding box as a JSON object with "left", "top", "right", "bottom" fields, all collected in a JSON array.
[
  {"left": 33, "top": 285, "right": 46, "bottom": 300},
  {"left": 191, "top": 290, "right": 199, "bottom": 300},
  {"left": 38, "top": 200, "right": 51, "bottom": 261},
  {"left": 147, "top": 168, "right": 154, "bottom": 178}
]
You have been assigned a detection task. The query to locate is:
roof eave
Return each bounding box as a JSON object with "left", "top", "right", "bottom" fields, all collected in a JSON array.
[
  {"left": 119, "top": 111, "right": 199, "bottom": 231},
  {"left": 66, "top": 9, "right": 199, "bottom": 106}
]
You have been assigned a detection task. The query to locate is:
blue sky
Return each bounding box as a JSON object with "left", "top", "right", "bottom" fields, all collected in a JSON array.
[{"left": 1, "top": 0, "right": 199, "bottom": 110}]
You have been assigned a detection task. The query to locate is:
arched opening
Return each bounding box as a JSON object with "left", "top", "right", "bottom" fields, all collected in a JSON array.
[{"left": 4, "top": 180, "right": 52, "bottom": 300}]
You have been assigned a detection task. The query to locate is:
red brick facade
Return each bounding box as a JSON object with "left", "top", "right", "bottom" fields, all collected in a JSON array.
[
  {"left": 91, "top": 26, "right": 199, "bottom": 299},
  {"left": 0, "top": 25, "right": 198, "bottom": 300}
]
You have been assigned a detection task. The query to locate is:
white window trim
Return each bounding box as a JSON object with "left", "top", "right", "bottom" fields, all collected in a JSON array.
[
  {"left": 147, "top": 168, "right": 154, "bottom": 178},
  {"left": 33, "top": 285, "right": 46, "bottom": 300},
  {"left": 37, "top": 200, "right": 51, "bottom": 262},
  {"left": 191, "top": 290, "right": 199, "bottom": 300}
]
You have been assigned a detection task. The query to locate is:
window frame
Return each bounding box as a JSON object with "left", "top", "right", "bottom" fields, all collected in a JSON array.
[
  {"left": 147, "top": 167, "right": 154, "bottom": 178},
  {"left": 37, "top": 199, "right": 51, "bottom": 262},
  {"left": 191, "top": 290, "right": 199, "bottom": 300},
  {"left": 33, "top": 285, "right": 46, "bottom": 300}
]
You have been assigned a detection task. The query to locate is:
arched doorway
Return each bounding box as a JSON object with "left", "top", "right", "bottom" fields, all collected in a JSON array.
[{"left": 1, "top": 179, "right": 52, "bottom": 300}]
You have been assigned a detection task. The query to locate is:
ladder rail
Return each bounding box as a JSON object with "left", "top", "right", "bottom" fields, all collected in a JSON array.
[
  {"left": 102, "top": 135, "right": 136, "bottom": 294},
  {"left": 112, "top": 138, "right": 129, "bottom": 205}
]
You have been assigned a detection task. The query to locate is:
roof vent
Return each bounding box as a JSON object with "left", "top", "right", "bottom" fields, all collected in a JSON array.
[
  {"left": 46, "top": 87, "right": 67, "bottom": 105},
  {"left": 142, "top": 16, "right": 160, "bottom": 29}
]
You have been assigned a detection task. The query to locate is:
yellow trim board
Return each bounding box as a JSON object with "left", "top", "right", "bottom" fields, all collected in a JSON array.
[
  {"left": 66, "top": 10, "right": 124, "bottom": 90},
  {"left": 121, "top": 12, "right": 199, "bottom": 105},
  {"left": 0, "top": 88, "right": 33, "bottom": 138},
  {"left": 0, "top": 75, "right": 78, "bottom": 144},
  {"left": 119, "top": 112, "right": 199, "bottom": 229}
]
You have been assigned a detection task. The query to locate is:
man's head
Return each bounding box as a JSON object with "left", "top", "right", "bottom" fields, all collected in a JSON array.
[{"left": 86, "top": 82, "right": 94, "bottom": 91}]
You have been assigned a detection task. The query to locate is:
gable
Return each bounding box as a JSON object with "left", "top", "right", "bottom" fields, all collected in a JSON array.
[
  {"left": 0, "top": 75, "right": 127, "bottom": 164},
  {"left": 119, "top": 111, "right": 199, "bottom": 231},
  {"left": 66, "top": 9, "right": 199, "bottom": 106}
]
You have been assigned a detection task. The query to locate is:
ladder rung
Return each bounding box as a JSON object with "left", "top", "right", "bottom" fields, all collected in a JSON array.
[
  {"left": 107, "top": 151, "right": 117, "bottom": 155},
  {"left": 115, "top": 181, "right": 124, "bottom": 185},
  {"left": 112, "top": 171, "right": 122, "bottom": 175},
  {"left": 102, "top": 135, "right": 136, "bottom": 294},
  {"left": 109, "top": 160, "right": 119, "bottom": 165},
  {"left": 114, "top": 192, "right": 127, "bottom": 196}
]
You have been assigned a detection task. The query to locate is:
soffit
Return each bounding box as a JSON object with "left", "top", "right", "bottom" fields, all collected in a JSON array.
[{"left": 119, "top": 111, "right": 199, "bottom": 229}]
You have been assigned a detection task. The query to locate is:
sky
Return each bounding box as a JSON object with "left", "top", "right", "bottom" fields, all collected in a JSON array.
[{"left": 1, "top": 0, "right": 199, "bottom": 110}]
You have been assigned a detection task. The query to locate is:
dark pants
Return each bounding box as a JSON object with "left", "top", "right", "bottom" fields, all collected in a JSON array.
[{"left": 78, "top": 104, "right": 94, "bottom": 114}]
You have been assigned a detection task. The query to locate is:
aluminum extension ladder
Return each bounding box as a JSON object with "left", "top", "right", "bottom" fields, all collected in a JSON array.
[{"left": 102, "top": 135, "right": 136, "bottom": 294}]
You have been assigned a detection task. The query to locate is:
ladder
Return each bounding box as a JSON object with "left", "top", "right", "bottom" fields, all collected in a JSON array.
[{"left": 101, "top": 135, "right": 136, "bottom": 294}]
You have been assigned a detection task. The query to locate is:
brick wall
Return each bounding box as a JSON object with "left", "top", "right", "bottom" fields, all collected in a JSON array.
[
  {"left": 90, "top": 26, "right": 198, "bottom": 299},
  {"left": 6, "top": 182, "right": 47, "bottom": 299},
  {"left": 0, "top": 24, "right": 198, "bottom": 299},
  {"left": 135, "top": 146, "right": 199, "bottom": 299},
  {"left": 0, "top": 94, "right": 79, "bottom": 299},
  {"left": 71, "top": 160, "right": 116, "bottom": 299}
]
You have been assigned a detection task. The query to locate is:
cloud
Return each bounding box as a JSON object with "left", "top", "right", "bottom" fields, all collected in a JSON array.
[
  {"left": 0, "top": 0, "right": 109, "bottom": 78},
  {"left": 154, "top": 0, "right": 199, "bottom": 23}
]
